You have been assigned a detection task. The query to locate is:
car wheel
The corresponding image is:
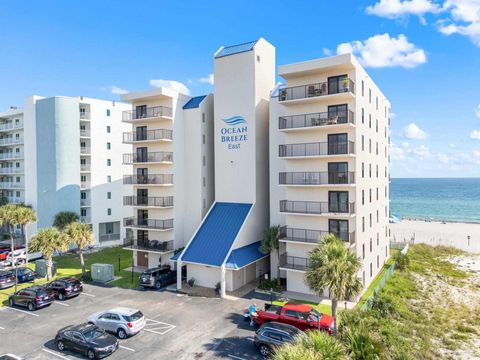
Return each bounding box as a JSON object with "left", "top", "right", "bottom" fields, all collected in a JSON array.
[
  {"left": 259, "top": 344, "right": 270, "bottom": 357},
  {"left": 117, "top": 328, "right": 127, "bottom": 339},
  {"left": 154, "top": 281, "right": 161, "bottom": 290},
  {"left": 87, "top": 349, "right": 96, "bottom": 359},
  {"left": 58, "top": 292, "right": 65, "bottom": 301},
  {"left": 8, "top": 298, "right": 14, "bottom": 306},
  {"left": 27, "top": 302, "right": 35, "bottom": 311},
  {"left": 57, "top": 340, "right": 65, "bottom": 351}
]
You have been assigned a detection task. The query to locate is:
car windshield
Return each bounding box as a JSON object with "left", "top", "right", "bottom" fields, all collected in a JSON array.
[
  {"left": 306, "top": 309, "right": 323, "bottom": 322},
  {"left": 123, "top": 311, "right": 143, "bottom": 322},
  {"left": 83, "top": 328, "right": 105, "bottom": 341}
]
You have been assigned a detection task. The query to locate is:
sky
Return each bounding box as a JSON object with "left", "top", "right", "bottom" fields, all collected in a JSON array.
[{"left": 0, "top": 0, "right": 479, "bottom": 178}]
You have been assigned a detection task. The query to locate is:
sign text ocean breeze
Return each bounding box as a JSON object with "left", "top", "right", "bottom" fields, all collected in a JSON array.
[{"left": 221, "top": 125, "right": 247, "bottom": 149}]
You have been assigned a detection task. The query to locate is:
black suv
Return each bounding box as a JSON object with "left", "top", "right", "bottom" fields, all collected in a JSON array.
[
  {"left": 0, "top": 270, "right": 15, "bottom": 289},
  {"left": 254, "top": 321, "right": 305, "bottom": 357},
  {"left": 46, "top": 277, "right": 83, "bottom": 300},
  {"left": 8, "top": 285, "right": 55, "bottom": 311},
  {"left": 139, "top": 266, "right": 176, "bottom": 289}
]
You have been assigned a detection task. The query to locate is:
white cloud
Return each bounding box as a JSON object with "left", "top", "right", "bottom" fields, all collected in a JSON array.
[
  {"left": 390, "top": 143, "right": 407, "bottom": 160},
  {"left": 413, "top": 145, "right": 431, "bottom": 157},
  {"left": 110, "top": 86, "right": 128, "bottom": 95},
  {"left": 474, "top": 104, "right": 480, "bottom": 118},
  {"left": 437, "top": 153, "right": 450, "bottom": 163},
  {"left": 149, "top": 79, "right": 190, "bottom": 95},
  {"left": 403, "top": 122, "right": 428, "bottom": 139},
  {"left": 198, "top": 73, "right": 214, "bottom": 85},
  {"left": 449, "top": 143, "right": 456, "bottom": 148},
  {"left": 437, "top": 0, "right": 480, "bottom": 46},
  {"left": 366, "top": 0, "right": 441, "bottom": 23},
  {"left": 337, "top": 33, "right": 427, "bottom": 68},
  {"left": 470, "top": 129, "right": 480, "bottom": 139}
]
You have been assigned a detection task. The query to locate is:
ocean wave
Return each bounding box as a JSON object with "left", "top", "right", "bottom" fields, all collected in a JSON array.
[{"left": 222, "top": 116, "right": 247, "bottom": 125}]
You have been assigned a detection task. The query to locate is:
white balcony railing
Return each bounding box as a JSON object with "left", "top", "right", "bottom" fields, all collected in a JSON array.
[
  {"left": 0, "top": 152, "right": 23, "bottom": 160},
  {"left": 0, "top": 138, "right": 23, "bottom": 146},
  {"left": 0, "top": 167, "right": 24, "bottom": 174}
]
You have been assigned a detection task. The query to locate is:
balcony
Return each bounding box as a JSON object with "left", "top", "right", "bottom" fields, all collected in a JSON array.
[
  {"left": 80, "top": 216, "right": 91, "bottom": 223},
  {"left": 80, "top": 199, "right": 91, "bottom": 207},
  {"left": 280, "top": 200, "right": 355, "bottom": 215},
  {"left": 99, "top": 233, "right": 120, "bottom": 242},
  {"left": 279, "top": 142, "right": 355, "bottom": 158},
  {"left": 80, "top": 147, "right": 91, "bottom": 155},
  {"left": 125, "top": 238, "right": 174, "bottom": 253},
  {"left": 122, "top": 106, "right": 173, "bottom": 123},
  {"left": 279, "top": 110, "right": 354, "bottom": 131},
  {"left": 278, "top": 78, "right": 355, "bottom": 103},
  {"left": 279, "top": 226, "right": 355, "bottom": 245},
  {"left": 81, "top": 181, "right": 90, "bottom": 189},
  {"left": 279, "top": 171, "right": 355, "bottom": 186},
  {"left": 123, "top": 129, "right": 173, "bottom": 143},
  {"left": 5, "top": 198, "right": 24, "bottom": 204},
  {"left": 0, "top": 122, "right": 23, "bottom": 131},
  {"left": 80, "top": 164, "right": 91, "bottom": 172},
  {"left": 0, "top": 152, "right": 23, "bottom": 160},
  {"left": 123, "top": 196, "right": 174, "bottom": 208},
  {"left": 123, "top": 217, "right": 174, "bottom": 231},
  {"left": 123, "top": 174, "right": 174, "bottom": 186},
  {"left": 80, "top": 111, "right": 90, "bottom": 120},
  {"left": 80, "top": 129, "right": 91, "bottom": 137},
  {"left": 279, "top": 253, "right": 309, "bottom": 271},
  {"left": 0, "top": 167, "right": 23, "bottom": 174},
  {"left": 0, "top": 138, "right": 23, "bottom": 146},
  {"left": 122, "top": 152, "right": 173, "bottom": 164},
  {"left": 0, "top": 182, "right": 24, "bottom": 189}
]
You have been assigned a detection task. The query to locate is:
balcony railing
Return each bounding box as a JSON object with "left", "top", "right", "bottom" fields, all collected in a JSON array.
[
  {"left": 123, "top": 196, "right": 174, "bottom": 208},
  {"left": 0, "top": 152, "right": 23, "bottom": 160},
  {"left": 80, "top": 164, "right": 91, "bottom": 172},
  {"left": 123, "top": 174, "right": 174, "bottom": 186},
  {"left": 279, "top": 253, "right": 309, "bottom": 271},
  {"left": 123, "top": 217, "right": 174, "bottom": 230},
  {"left": 80, "top": 111, "right": 90, "bottom": 120},
  {"left": 80, "top": 129, "right": 91, "bottom": 137},
  {"left": 6, "top": 198, "right": 24, "bottom": 204},
  {"left": 123, "top": 129, "right": 173, "bottom": 143},
  {"left": 81, "top": 181, "right": 90, "bottom": 189},
  {"left": 279, "top": 226, "right": 355, "bottom": 245},
  {"left": 99, "top": 233, "right": 120, "bottom": 242},
  {"left": 280, "top": 200, "right": 355, "bottom": 215},
  {"left": 279, "top": 141, "right": 355, "bottom": 157},
  {"left": 128, "top": 239, "right": 174, "bottom": 253},
  {"left": 80, "top": 216, "right": 91, "bottom": 223},
  {"left": 80, "top": 199, "right": 90, "bottom": 207},
  {"left": 123, "top": 152, "right": 173, "bottom": 164},
  {"left": 0, "top": 168, "right": 23, "bottom": 174},
  {"left": 278, "top": 78, "right": 355, "bottom": 102},
  {"left": 80, "top": 147, "right": 91, "bottom": 154},
  {"left": 279, "top": 171, "right": 355, "bottom": 185},
  {"left": 0, "top": 138, "right": 23, "bottom": 146},
  {"left": 0, "top": 122, "right": 23, "bottom": 131},
  {"left": 122, "top": 106, "right": 173, "bottom": 122},
  {"left": 279, "top": 110, "right": 355, "bottom": 130},
  {"left": 0, "top": 182, "right": 24, "bottom": 189}
]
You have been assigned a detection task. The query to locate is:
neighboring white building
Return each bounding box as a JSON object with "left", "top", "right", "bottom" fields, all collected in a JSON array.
[
  {"left": 269, "top": 54, "right": 391, "bottom": 298},
  {"left": 2, "top": 95, "right": 132, "bottom": 246},
  {"left": 120, "top": 89, "right": 215, "bottom": 269}
]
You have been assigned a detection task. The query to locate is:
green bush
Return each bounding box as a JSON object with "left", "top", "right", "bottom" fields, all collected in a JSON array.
[
  {"left": 258, "top": 278, "right": 282, "bottom": 291},
  {"left": 393, "top": 251, "right": 410, "bottom": 270}
]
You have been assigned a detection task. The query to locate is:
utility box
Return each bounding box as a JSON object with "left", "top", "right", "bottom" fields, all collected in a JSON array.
[
  {"left": 91, "top": 263, "right": 114, "bottom": 283},
  {"left": 35, "top": 259, "right": 56, "bottom": 277}
]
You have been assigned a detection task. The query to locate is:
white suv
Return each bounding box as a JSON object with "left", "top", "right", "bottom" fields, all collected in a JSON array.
[{"left": 87, "top": 307, "right": 146, "bottom": 339}]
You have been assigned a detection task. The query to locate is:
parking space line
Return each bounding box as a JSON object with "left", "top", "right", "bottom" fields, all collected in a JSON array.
[
  {"left": 119, "top": 345, "right": 135, "bottom": 352},
  {"left": 246, "top": 336, "right": 254, "bottom": 342},
  {"left": 53, "top": 301, "right": 70, "bottom": 307},
  {"left": 42, "top": 348, "right": 69, "bottom": 359},
  {"left": 6, "top": 306, "right": 39, "bottom": 317},
  {"left": 229, "top": 355, "right": 247, "bottom": 360},
  {"left": 144, "top": 318, "right": 176, "bottom": 335},
  {"left": 80, "top": 292, "right": 95, "bottom": 297},
  {"left": 0, "top": 326, "right": 4, "bottom": 329}
]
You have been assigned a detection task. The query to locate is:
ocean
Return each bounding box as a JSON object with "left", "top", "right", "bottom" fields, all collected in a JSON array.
[{"left": 390, "top": 178, "right": 480, "bottom": 223}]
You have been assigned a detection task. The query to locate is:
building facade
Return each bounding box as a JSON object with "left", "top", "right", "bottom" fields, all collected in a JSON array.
[
  {"left": 269, "top": 54, "right": 391, "bottom": 298},
  {"left": 120, "top": 89, "right": 215, "bottom": 269}
]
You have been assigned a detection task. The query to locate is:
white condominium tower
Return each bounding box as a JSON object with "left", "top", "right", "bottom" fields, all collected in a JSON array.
[{"left": 269, "top": 54, "right": 391, "bottom": 297}]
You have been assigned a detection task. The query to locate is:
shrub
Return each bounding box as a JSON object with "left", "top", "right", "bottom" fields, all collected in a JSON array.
[
  {"left": 258, "top": 278, "right": 282, "bottom": 291},
  {"left": 393, "top": 251, "right": 410, "bottom": 270},
  {"left": 370, "top": 294, "right": 396, "bottom": 317}
]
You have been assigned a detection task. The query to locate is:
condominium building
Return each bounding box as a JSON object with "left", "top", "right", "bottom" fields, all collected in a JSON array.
[
  {"left": 121, "top": 89, "right": 215, "bottom": 268},
  {"left": 1, "top": 95, "right": 132, "bottom": 245},
  {"left": 269, "top": 54, "right": 390, "bottom": 298}
]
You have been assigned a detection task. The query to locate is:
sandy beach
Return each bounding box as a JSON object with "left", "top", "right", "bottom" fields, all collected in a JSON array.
[{"left": 390, "top": 220, "right": 480, "bottom": 253}]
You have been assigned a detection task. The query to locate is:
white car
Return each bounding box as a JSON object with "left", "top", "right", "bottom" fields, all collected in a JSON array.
[
  {"left": 87, "top": 307, "right": 145, "bottom": 339},
  {"left": 4, "top": 249, "right": 42, "bottom": 266}
]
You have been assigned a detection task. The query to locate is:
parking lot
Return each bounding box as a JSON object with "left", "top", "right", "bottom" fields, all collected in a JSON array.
[{"left": 0, "top": 284, "right": 265, "bottom": 359}]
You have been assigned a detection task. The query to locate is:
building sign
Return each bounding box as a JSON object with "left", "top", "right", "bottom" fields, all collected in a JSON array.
[{"left": 220, "top": 116, "right": 247, "bottom": 150}]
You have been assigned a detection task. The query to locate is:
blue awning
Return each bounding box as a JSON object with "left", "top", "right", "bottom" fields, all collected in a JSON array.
[
  {"left": 183, "top": 95, "right": 207, "bottom": 109},
  {"left": 225, "top": 241, "right": 268, "bottom": 270},
  {"left": 180, "top": 202, "right": 252, "bottom": 267},
  {"left": 215, "top": 40, "right": 257, "bottom": 58},
  {"left": 170, "top": 251, "right": 183, "bottom": 261}
]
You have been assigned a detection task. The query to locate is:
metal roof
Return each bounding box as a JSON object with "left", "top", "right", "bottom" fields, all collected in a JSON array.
[
  {"left": 180, "top": 202, "right": 252, "bottom": 267},
  {"left": 183, "top": 95, "right": 207, "bottom": 109},
  {"left": 225, "top": 241, "right": 267, "bottom": 270},
  {"left": 215, "top": 40, "right": 258, "bottom": 59}
]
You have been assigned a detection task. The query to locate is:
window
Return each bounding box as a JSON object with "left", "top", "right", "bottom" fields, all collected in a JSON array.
[
  {"left": 106, "top": 109, "right": 111, "bottom": 117},
  {"left": 376, "top": 142, "right": 378, "bottom": 155},
  {"left": 376, "top": 165, "right": 379, "bottom": 178},
  {"left": 328, "top": 191, "right": 349, "bottom": 213},
  {"left": 362, "top": 217, "right": 365, "bottom": 232},
  {"left": 369, "top": 139, "right": 372, "bottom": 153},
  {"left": 361, "top": 135, "right": 364, "bottom": 151},
  {"left": 369, "top": 89, "right": 372, "bottom": 103},
  {"left": 203, "top": 198, "right": 206, "bottom": 209},
  {"left": 369, "top": 114, "right": 372, "bottom": 128},
  {"left": 377, "top": 232, "right": 380, "bottom": 246},
  {"left": 377, "top": 255, "right": 380, "bottom": 268},
  {"left": 81, "top": 209, "right": 86, "bottom": 216},
  {"left": 361, "top": 108, "right": 364, "bottom": 124},
  {"left": 362, "top": 244, "right": 365, "bottom": 259},
  {"left": 369, "top": 189, "right": 372, "bottom": 203},
  {"left": 327, "top": 133, "right": 348, "bottom": 155},
  {"left": 377, "top": 210, "right": 379, "bottom": 223},
  {"left": 361, "top": 80, "right": 364, "bottom": 96},
  {"left": 107, "top": 142, "right": 111, "bottom": 150},
  {"left": 363, "top": 271, "right": 365, "bottom": 286},
  {"left": 81, "top": 175, "right": 86, "bottom": 182},
  {"left": 362, "top": 163, "right": 365, "bottom": 178},
  {"left": 16, "top": 191, "right": 20, "bottom": 197},
  {"left": 203, "top": 156, "right": 206, "bottom": 166},
  {"left": 369, "top": 213, "right": 372, "bottom": 227},
  {"left": 107, "top": 175, "right": 111, "bottom": 183},
  {"left": 16, "top": 177, "right": 20, "bottom": 183},
  {"left": 202, "top": 113, "right": 206, "bottom": 123},
  {"left": 107, "top": 159, "right": 111, "bottom": 166},
  {"left": 203, "top": 177, "right": 206, "bottom": 187},
  {"left": 328, "top": 162, "right": 348, "bottom": 184},
  {"left": 16, "top": 162, "right": 20, "bottom": 168},
  {"left": 107, "top": 192, "right": 111, "bottom": 199},
  {"left": 369, "top": 164, "right": 372, "bottom": 178},
  {"left": 284, "top": 310, "right": 300, "bottom": 319},
  {"left": 370, "top": 263, "right": 373, "bottom": 277},
  {"left": 81, "top": 192, "right": 86, "bottom": 199},
  {"left": 376, "top": 188, "right": 379, "bottom": 200},
  {"left": 362, "top": 190, "right": 365, "bottom": 205},
  {"left": 202, "top": 134, "right": 206, "bottom": 144},
  {"left": 106, "top": 126, "right": 111, "bottom": 133},
  {"left": 376, "top": 96, "right": 378, "bottom": 110},
  {"left": 329, "top": 219, "right": 349, "bottom": 242},
  {"left": 376, "top": 119, "right": 378, "bottom": 133},
  {"left": 107, "top": 208, "right": 111, "bottom": 215},
  {"left": 370, "top": 238, "right": 372, "bottom": 252}
]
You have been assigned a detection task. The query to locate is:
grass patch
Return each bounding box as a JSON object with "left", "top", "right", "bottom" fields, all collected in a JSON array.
[{"left": 272, "top": 299, "right": 332, "bottom": 316}]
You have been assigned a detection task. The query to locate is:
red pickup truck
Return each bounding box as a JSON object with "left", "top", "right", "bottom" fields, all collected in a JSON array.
[{"left": 255, "top": 303, "right": 334, "bottom": 334}]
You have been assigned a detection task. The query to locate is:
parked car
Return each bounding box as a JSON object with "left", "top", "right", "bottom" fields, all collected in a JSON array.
[
  {"left": 254, "top": 321, "right": 305, "bottom": 357},
  {"left": 87, "top": 307, "right": 145, "bottom": 339},
  {"left": 6, "top": 249, "right": 42, "bottom": 265},
  {"left": 45, "top": 277, "right": 83, "bottom": 300},
  {"left": 139, "top": 266, "right": 176, "bottom": 289},
  {"left": 55, "top": 323, "right": 119, "bottom": 359},
  {"left": 8, "top": 285, "right": 55, "bottom": 311},
  {"left": 0, "top": 354, "right": 24, "bottom": 360},
  {"left": 0, "top": 246, "right": 22, "bottom": 261},
  {"left": 255, "top": 303, "right": 334, "bottom": 333},
  {"left": 0, "top": 270, "right": 15, "bottom": 289},
  {"left": 15, "top": 267, "right": 37, "bottom": 283}
]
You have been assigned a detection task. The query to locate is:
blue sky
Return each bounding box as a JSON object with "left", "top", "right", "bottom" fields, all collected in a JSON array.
[{"left": 1, "top": 0, "right": 479, "bottom": 178}]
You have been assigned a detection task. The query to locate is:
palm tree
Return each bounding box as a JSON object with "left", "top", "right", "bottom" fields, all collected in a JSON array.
[
  {"left": 64, "top": 222, "right": 94, "bottom": 278},
  {"left": 53, "top": 211, "right": 79, "bottom": 230},
  {"left": 30, "top": 227, "right": 69, "bottom": 280},
  {"left": 260, "top": 225, "right": 281, "bottom": 275},
  {"left": 305, "top": 234, "right": 363, "bottom": 334},
  {"left": 0, "top": 204, "right": 22, "bottom": 291},
  {"left": 17, "top": 205, "right": 37, "bottom": 265}
]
